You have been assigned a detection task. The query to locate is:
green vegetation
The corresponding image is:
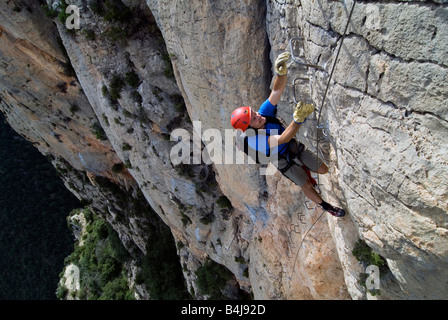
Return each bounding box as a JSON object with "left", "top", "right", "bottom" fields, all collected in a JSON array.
[
  {"left": 161, "top": 53, "right": 174, "bottom": 78},
  {"left": 103, "top": 0, "right": 133, "bottom": 23},
  {"left": 58, "top": 1, "right": 70, "bottom": 26},
  {"left": 103, "top": 26, "right": 127, "bottom": 45},
  {"left": 41, "top": 1, "right": 75, "bottom": 35},
  {"left": 173, "top": 94, "right": 187, "bottom": 113},
  {"left": 135, "top": 223, "right": 191, "bottom": 299},
  {"left": 88, "top": 0, "right": 103, "bottom": 16},
  {"left": 217, "top": 196, "right": 232, "bottom": 209},
  {"left": 109, "top": 74, "right": 125, "bottom": 100},
  {"left": 69, "top": 104, "right": 80, "bottom": 115},
  {"left": 91, "top": 122, "right": 107, "bottom": 141},
  {"left": 0, "top": 112, "right": 80, "bottom": 299},
  {"left": 234, "top": 256, "right": 247, "bottom": 264},
  {"left": 82, "top": 29, "right": 96, "bottom": 41},
  {"left": 199, "top": 213, "right": 214, "bottom": 225},
  {"left": 180, "top": 212, "right": 192, "bottom": 228},
  {"left": 125, "top": 70, "right": 140, "bottom": 88},
  {"left": 114, "top": 117, "right": 124, "bottom": 126},
  {"left": 195, "top": 259, "right": 233, "bottom": 299},
  {"left": 352, "top": 239, "right": 389, "bottom": 296},
  {"left": 122, "top": 142, "right": 132, "bottom": 151},
  {"left": 102, "top": 114, "right": 110, "bottom": 126},
  {"left": 101, "top": 85, "right": 109, "bottom": 97},
  {"left": 352, "top": 239, "right": 387, "bottom": 269},
  {"left": 122, "top": 109, "right": 133, "bottom": 118},
  {"left": 75, "top": 176, "right": 192, "bottom": 300},
  {"left": 57, "top": 209, "right": 134, "bottom": 300},
  {"left": 111, "top": 163, "right": 125, "bottom": 173},
  {"left": 88, "top": 0, "right": 135, "bottom": 46},
  {"left": 102, "top": 71, "right": 140, "bottom": 106},
  {"left": 41, "top": 4, "right": 58, "bottom": 19}
]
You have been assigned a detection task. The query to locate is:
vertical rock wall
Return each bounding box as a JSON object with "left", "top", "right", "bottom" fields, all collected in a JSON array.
[
  {"left": 0, "top": 0, "right": 447, "bottom": 299},
  {"left": 266, "top": 0, "right": 448, "bottom": 299}
]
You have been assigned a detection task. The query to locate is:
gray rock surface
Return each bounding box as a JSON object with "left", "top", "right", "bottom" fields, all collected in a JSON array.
[{"left": 1, "top": 0, "right": 447, "bottom": 299}]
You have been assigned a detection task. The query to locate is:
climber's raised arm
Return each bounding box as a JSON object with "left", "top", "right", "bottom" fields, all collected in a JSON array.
[
  {"left": 268, "top": 52, "right": 289, "bottom": 106},
  {"left": 268, "top": 102, "right": 315, "bottom": 148}
]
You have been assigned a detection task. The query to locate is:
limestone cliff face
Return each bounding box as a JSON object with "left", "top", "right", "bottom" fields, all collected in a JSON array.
[{"left": 0, "top": 0, "right": 447, "bottom": 300}]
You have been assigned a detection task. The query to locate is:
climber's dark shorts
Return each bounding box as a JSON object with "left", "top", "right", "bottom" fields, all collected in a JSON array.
[{"left": 273, "top": 141, "right": 322, "bottom": 187}]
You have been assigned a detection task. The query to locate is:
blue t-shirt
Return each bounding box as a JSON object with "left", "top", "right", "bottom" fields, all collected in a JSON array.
[{"left": 246, "top": 99, "right": 288, "bottom": 157}]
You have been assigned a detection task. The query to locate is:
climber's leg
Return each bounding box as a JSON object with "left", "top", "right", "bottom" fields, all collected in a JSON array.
[
  {"left": 317, "top": 162, "right": 328, "bottom": 175},
  {"left": 299, "top": 148, "right": 324, "bottom": 174},
  {"left": 300, "top": 179, "right": 345, "bottom": 216},
  {"left": 277, "top": 158, "right": 346, "bottom": 218},
  {"left": 301, "top": 179, "right": 322, "bottom": 204}
]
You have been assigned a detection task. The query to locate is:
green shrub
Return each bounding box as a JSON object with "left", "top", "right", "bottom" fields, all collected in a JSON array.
[
  {"left": 101, "top": 85, "right": 109, "bottom": 97},
  {"left": 91, "top": 122, "right": 107, "bottom": 141},
  {"left": 136, "top": 223, "right": 190, "bottom": 299},
  {"left": 109, "top": 74, "right": 125, "bottom": 100},
  {"left": 114, "top": 118, "right": 124, "bottom": 126},
  {"left": 125, "top": 71, "right": 140, "bottom": 88},
  {"left": 59, "top": 211, "right": 132, "bottom": 300},
  {"left": 58, "top": 1, "right": 70, "bottom": 25},
  {"left": 104, "top": 0, "right": 132, "bottom": 23},
  {"left": 234, "top": 256, "right": 246, "bottom": 264},
  {"left": 69, "top": 104, "right": 80, "bottom": 115},
  {"left": 181, "top": 212, "right": 192, "bottom": 227},
  {"left": 102, "top": 114, "right": 110, "bottom": 126},
  {"left": 200, "top": 214, "right": 214, "bottom": 225},
  {"left": 56, "top": 285, "right": 68, "bottom": 300},
  {"left": 104, "top": 26, "right": 127, "bottom": 45},
  {"left": 352, "top": 239, "right": 388, "bottom": 297},
  {"left": 82, "top": 29, "right": 96, "bottom": 40},
  {"left": 99, "top": 275, "right": 134, "bottom": 300},
  {"left": 216, "top": 196, "right": 232, "bottom": 209},
  {"left": 122, "top": 110, "right": 133, "bottom": 118},
  {"left": 41, "top": 4, "right": 58, "bottom": 19},
  {"left": 122, "top": 142, "right": 132, "bottom": 151},
  {"left": 132, "top": 91, "right": 143, "bottom": 104},
  {"left": 88, "top": 0, "right": 103, "bottom": 16},
  {"left": 112, "top": 163, "right": 125, "bottom": 173},
  {"left": 352, "top": 240, "right": 386, "bottom": 269},
  {"left": 195, "top": 259, "right": 233, "bottom": 300}
]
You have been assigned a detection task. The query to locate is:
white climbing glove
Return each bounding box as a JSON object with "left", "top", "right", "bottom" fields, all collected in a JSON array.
[
  {"left": 274, "top": 52, "right": 290, "bottom": 76},
  {"left": 293, "top": 101, "right": 315, "bottom": 124}
]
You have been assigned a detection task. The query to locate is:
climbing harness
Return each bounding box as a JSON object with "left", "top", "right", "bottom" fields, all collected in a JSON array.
[{"left": 290, "top": 0, "right": 357, "bottom": 273}]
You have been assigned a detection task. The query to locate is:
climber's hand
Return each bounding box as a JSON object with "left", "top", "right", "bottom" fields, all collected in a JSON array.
[
  {"left": 274, "top": 52, "right": 290, "bottom": 76},
  {"left": 293, "top": 101, "right": 315, "bottom": 124}
]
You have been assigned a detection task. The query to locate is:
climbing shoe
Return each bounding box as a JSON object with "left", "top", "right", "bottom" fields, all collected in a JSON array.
[
  {"left": 325, "top": 205, "right": 346, "bottom": 217},
  {"left": 319, "top": 201, "right": 346, "bottom": 217}
]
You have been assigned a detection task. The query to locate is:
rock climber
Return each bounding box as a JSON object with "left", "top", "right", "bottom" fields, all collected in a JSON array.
[{"left": 230, "top": 52, "right": 346, "bottom": 217}]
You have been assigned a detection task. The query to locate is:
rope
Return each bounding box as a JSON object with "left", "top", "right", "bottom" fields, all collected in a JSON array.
[
  {"left": 291, "top": 210, "right": 325, "bottom": 274},
  {"left": 291, "top": 0, "right": 357, "bottom": 273},
  {"left": 316, "top": 0, "right": 357, "bottom": 187}
]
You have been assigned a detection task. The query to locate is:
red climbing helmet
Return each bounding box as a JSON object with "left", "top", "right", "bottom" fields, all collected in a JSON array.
[{"left": 231, "top": 106, "right": 251, "bottom": 132}]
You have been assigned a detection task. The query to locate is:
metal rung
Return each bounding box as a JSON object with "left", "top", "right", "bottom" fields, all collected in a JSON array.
[
  {"left": 293, "top": 77, "right": 309, "bottom": 104},
  {"left": 289, "top": 37, "right": 325, "bottom": 71}
]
